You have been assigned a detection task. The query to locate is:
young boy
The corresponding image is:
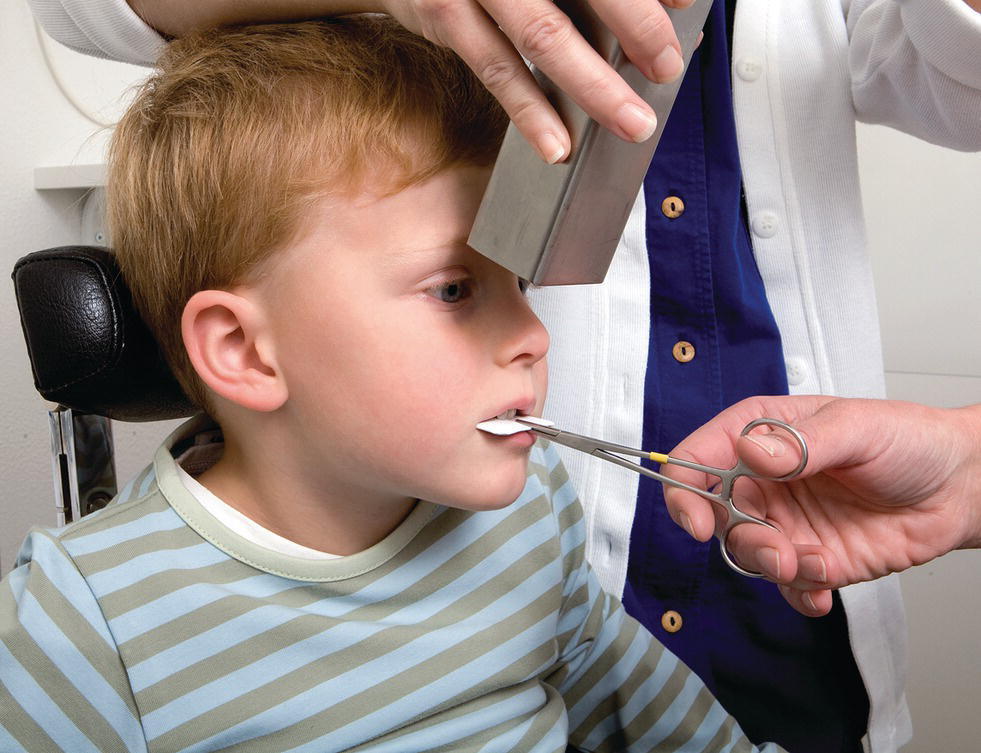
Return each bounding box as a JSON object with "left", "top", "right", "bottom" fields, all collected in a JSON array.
[{"left": 0, "top": 17, "right": 781, "bottom": 753}]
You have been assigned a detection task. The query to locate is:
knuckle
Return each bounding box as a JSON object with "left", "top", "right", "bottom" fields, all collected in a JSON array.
[
  {"left": 503, "top": 96, "right": 539, "bottom": 128},
  {"left": 516, "top": 10, "right": 572, "bottom": 60},
  {"left": 582, "top": 74, "right": 617, "bottom": 101},
  {"left": 637, "top": 8, "right": 673, "bottom": 40},
  {"left": 476, "top": 57, "right": 524, "bottom": 94},
  {"left": 412, "top": 0, "right": 458, "bottom": 35},
  {"left": 624, "top": 11, "right": 673, "bottom": 58},
  {"left": 413, "top": 0, "right": 454, "bottom": 19}
]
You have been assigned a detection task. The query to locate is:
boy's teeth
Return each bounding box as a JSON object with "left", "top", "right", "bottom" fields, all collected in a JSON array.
[{"left": 497, "top": 409, "right": 518, "bottom": 420}]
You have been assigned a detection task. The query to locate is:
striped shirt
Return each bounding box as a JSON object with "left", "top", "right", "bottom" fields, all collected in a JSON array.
[{"left": 1, "top": 418, "right": 781, "bottom": 752}]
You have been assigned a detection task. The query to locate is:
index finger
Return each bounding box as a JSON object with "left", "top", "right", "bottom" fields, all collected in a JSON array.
[
  {"left": 482, "top": 0, "right": 680, "bottom": 143},
  {"left": 588, "top": 0, "right": 693, "bottom": 83}
]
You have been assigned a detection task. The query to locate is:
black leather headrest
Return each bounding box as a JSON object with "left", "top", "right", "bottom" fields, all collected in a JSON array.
[{"left": 12, "top": 246, "right": 197, "bottom": 421}]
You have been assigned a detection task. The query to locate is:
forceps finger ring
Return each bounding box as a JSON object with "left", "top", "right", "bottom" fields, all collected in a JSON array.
[{"left": 670, "top": 418, "right": 809, "bottom": 578}]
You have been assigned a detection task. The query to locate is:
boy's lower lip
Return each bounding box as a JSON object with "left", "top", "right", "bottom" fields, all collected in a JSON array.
[{"left": 483, "top": 429, "right": 535, "bottom": 449}]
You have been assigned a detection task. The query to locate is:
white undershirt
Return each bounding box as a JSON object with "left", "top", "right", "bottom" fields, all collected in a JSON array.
[{"left": 176, "top": 465, "right": 340, "bottom": 560}]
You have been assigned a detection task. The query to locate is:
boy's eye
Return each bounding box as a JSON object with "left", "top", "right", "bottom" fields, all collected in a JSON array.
[
  {"left": 428, "top": 278, "right": 473, "bottom": 304},
  {"left": 518, "top": 278, "right": 530, "bottom": 294}
]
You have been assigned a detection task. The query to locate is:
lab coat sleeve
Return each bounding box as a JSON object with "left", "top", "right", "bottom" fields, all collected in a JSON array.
[
  {"left": 0, "top": 529, "right": 148, "bottom": 752},
  {"left": 537, "top": 445, "right": 782, "bottom": 753},
  {"left": 846, "top": 0, "right": 981, "bottom": 150},
  {"left": 25, "top": 0, "right": 164, "bottom": 65}
]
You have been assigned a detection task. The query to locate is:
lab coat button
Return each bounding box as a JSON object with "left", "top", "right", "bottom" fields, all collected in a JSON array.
[
  {"left": 661, "top": 610, "right": 683, "bottom": 633},
  {"left": 786, "top": 358, "right": 808, "bottom": 386},
  {"left": 672, "top": 341, "right": 695, "bottom": 363},
  {"left": 751, "top": 211, "right": 780, "bottom": 239},
  {"left": 736, "top": 57, "right": 763, "bottom": 82},
  {"left": 661, "top": 195, "right": 686, "bottom": 219},
  {"left": 601, "top": 534, "right": 615, "bottom": 557}
]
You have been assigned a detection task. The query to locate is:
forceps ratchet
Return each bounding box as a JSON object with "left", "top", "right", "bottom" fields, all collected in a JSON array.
[{"left": 516, "top": 417, "right": 808, "bottom": 578}]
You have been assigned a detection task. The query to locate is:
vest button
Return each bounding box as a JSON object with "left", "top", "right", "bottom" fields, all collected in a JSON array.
[
  {"left": 661, "top": 195, "right": 686, "bottom": 219},
  {"left": 661, "top": 610, "right": 683, "bottom": 633},
  {"left": 672, "top": 341, "right": 695, "bottom": 363}
]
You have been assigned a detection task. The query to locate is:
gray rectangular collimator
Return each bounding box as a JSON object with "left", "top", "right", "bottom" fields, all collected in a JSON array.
[{"left": 468, "top": 0, "right": 714, "bottom": 285}]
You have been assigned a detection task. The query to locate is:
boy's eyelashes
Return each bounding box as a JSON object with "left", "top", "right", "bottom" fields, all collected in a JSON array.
[
  {"left": 426, "top": 277, "right": 475, "bottom": 304},
  {"left": 420, "top": 271, "right": 531, "bottom": 306}
]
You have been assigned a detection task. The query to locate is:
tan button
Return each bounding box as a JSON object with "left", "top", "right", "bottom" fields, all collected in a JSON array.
[
  {"left": 661, "top": 610, "right": 683, "bottom": 633},
  {"left": 672, "top": 340, "right": 695, "bottom": 363},
  {"left": 661, "top": 196, "right": 685, "bottom": 219}
]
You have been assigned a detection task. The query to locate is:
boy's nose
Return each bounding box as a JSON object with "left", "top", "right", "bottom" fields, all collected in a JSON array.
[{"left": 498, "top": 297, "right": 549, "bottom": 368}]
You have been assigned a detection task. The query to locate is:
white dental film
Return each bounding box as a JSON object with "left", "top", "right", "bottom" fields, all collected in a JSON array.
[{"left": 476, "top": 414, "right": 554, "bottom": 436}]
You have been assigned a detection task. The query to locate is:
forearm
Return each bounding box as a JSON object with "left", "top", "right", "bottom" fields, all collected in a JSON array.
[
  {"left": 128, "top": 0, "right": 383, "bottom": 37},
  {"left": 847, "top": 0, "right": 981, "bottom": 150}
]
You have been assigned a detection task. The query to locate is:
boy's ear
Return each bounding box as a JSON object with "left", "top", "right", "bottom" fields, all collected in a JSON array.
[{"left": 182, "top": 290, "right": 288, "bottom": 412}]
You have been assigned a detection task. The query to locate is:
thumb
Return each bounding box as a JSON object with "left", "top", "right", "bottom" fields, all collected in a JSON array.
[
  {"left": 737, "top": 427, "right": 804, "bottom": 478},
  {"left": 737, "top": 399, "right": 878, "bottom": 480}
]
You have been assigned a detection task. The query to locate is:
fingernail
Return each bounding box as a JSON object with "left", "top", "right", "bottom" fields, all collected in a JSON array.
[
  {"left": 679, "top": 512, "right": 696, "bottom": 538},
  {"left": 757, "top": 547, "right": 781, "bottom": 580},
  {"left": 651, "top": 46, "right": 684, "bottom": 82},
  {"left": 803, "top": 592, "right": 818, "bottom": 612},
  {"left": 800, "top": 554, "right": 828, "bottom": 584},
  {"left": 538, "top": 131, "right": 566, "bottom": 164},
  {"left": 616, "top": 102, "right": 657, "bottom": 142},
  {"left": 744, "top": 433, "right": 786, "bottom": 458}
]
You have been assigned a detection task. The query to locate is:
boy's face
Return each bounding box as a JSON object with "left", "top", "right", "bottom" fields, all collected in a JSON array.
[{"left": 253, "top": 166, "right": 549, "bottom": 511}]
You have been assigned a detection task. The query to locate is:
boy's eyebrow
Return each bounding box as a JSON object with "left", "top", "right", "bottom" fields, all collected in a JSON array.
[{"left": 377, "top": 240, "right": 473, "bottom": 265}]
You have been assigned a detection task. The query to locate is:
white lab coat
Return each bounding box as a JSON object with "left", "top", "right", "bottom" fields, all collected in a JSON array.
[
  {"left": 533, "top": 3, "right": 981, "bottom": 752},
  {"left": 26, "top": 1, "right": 981, "bottom": 750}
]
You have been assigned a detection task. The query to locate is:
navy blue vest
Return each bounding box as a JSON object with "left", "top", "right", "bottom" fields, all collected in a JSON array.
[{"left": 621, "top": 3, "right": 869, "bottom": 750}]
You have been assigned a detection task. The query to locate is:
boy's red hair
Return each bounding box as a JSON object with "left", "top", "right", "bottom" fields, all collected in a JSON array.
[{"left": 108, "top": 16, "right": 507, "bottom": 409}]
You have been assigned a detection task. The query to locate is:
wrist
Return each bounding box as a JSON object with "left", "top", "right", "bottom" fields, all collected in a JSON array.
[{"left": 953, "top": 403, "right": 981, "bottom": 549}]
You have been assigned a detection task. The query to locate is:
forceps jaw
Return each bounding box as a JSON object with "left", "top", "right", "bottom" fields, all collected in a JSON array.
[{"left": 515, "top": 420, "right": 651, "bottom": 460}]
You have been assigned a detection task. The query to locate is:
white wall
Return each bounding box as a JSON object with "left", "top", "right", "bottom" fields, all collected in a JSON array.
[
  {"left": 2, "top": 2, "right": 980, "bottom": 750},
  {"left": 857, "top": 123, "right": 981, "bottom": 753},
  {"left": 0, "top": 2, "right": 178, "bottom": 574}
]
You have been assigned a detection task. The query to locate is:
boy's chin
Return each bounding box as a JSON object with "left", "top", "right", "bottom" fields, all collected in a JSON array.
[{"left": 436, "top": 472, "right": 530, "bottom": 513}]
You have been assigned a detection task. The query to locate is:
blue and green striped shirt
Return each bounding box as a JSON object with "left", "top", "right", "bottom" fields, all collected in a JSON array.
[{"left": 1, "top": 418, "right": 779, "bottom": 753}]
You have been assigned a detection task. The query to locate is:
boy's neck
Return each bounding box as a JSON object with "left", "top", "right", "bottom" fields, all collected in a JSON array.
[{"left": 192, "top": 424, "right": 417, "bottom": 557}]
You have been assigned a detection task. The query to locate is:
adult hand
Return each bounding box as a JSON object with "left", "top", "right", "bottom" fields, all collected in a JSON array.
[
  {"left": 661, "top": 395, "right": 981, "bottom": 616},
  {"left": 130, "top": 0, "right": 692, "bottom": 161},
  {"left": 381, "top": 0, "right": 693, "bottom": 162}
]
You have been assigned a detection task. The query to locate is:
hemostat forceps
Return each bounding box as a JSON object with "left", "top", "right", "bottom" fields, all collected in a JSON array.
[{"left": 515, "top": 417, "right": 809, "bottom": 578}]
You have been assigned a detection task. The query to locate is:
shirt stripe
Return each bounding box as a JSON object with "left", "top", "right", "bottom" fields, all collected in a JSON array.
[{"left": 0, "top": 421, "right": 778, "bottom": 753}]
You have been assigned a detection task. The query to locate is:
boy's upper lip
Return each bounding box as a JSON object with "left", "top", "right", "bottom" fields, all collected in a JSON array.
[{"left": 484, "top": 398, "right": 538, "bottom": 423}]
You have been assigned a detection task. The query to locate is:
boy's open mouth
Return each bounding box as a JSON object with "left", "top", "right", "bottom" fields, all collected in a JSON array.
[{"left": 476, "top": 411, "right": 553, "bottom": 436}]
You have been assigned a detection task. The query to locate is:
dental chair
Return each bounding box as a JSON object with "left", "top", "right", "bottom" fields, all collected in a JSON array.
[{"left": 12, "top": 246, "right": 196, "bottom": 524}]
